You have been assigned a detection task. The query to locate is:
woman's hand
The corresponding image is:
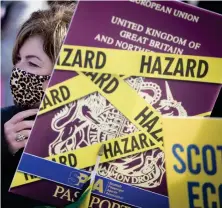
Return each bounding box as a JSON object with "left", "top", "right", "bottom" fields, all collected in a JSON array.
[{"left": 4, "top": 109, "right": 38, "bottom": 155}]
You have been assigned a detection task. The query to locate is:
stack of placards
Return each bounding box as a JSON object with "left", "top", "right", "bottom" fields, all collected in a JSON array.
[{"left": 10, "top": 1, "right": 222, "bottom": 207}]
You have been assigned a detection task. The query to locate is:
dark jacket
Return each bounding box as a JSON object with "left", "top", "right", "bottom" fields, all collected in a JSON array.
[{"left": 1, "top": 105, "right": 43, "bottom": 208}]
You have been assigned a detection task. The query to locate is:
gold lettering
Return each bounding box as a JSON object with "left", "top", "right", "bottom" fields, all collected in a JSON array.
[
  {"left": 53, "top": 185, "right": 65, "bottom": 198},
  {"left": 52, "top": 185, "right": 81, "bottom": 203},
  {"left": 77, "top": 173, "right": 88, "bottom": 186},
  {"left": 99, "top": 200, "right": 111, "bottom": 208},
  {"left": 112, "top": 202, "right": 121, "bottom": 208},
  {"left": 60, "top": 189, "right": 72, "bottom": 202},
  {"left": 93, "top": 179, "right": 104, "bottom": 193},
  {"left": 89, "top": 196, "right": 101, "bottom": 207}
]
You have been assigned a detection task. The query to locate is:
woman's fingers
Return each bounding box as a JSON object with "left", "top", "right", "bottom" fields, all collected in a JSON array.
[
  {"left": 14, "top": 120, "right": 35, "bottom": 132},
  {"left": 4, "top": 109, "right": 37, "bottom": 155},
  {"left": 9, "top": 109, "right": 38, "bottom": 124},
  {"left": 15, "top": 129, "right": 31, "bottom": 140},
  {"left": 7, "top": 129, "right": 31, "bottom": 155}
]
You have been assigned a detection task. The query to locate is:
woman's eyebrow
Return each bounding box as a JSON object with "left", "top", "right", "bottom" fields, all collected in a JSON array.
[{"left": 26, "top": 55, "right": 42, "bottom": 62}]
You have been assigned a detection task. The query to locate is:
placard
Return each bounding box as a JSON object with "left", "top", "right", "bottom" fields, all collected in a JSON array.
[
  {"left": 10, "top": 1, "right": 222, "bottom": 207},
  {"left": 163, "top": 117, "right": 222, "bottom": 208}
]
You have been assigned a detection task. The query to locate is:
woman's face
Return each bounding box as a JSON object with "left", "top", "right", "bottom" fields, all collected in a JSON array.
[
  {"left": 10, "top": 35, "right": 54, "bottom": 108},
  {"left": 15, "top": 35, "right": 53, "bottom": 90}
]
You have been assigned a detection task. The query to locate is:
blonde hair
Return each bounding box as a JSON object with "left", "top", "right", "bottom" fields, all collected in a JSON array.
[{"left": 12, "top": 3, "right": 76, "bottom": 65}]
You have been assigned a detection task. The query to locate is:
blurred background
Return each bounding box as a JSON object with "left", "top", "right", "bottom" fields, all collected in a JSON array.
[{"left": 1, "top": 1, "right": 222, "bottom": 108}]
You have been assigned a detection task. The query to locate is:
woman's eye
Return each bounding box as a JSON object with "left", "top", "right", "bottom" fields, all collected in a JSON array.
[{"left": 28, "top": 62, "right": 39, "bottom": 67}]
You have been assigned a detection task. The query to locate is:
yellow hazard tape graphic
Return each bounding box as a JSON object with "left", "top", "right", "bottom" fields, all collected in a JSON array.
[
  {"left": 39, "top": 75, "right": 96, "bottom": 115},
  {"left": 11, "top": 131, "right": 158, "bottom": 187},
  {"left": 56, "top": 45, "right": 222, "bottom": 84},
  {"left": 11, "top": 44, "right": 221, "bottom": 190},
  {"left": 81, "top": 72, "right": 163, "bottom": 146},
  {"left": 13, "top": 72, "right": 164, "bottom": 188},
  {"left": 39, "top": 71, "right": 163, "bottom": 151},
  {"left": 10, "top": 109, "right": 212, "bottom": 188},
  {"left": 39, "top": 70, "right": 163, "bottom": 146}
]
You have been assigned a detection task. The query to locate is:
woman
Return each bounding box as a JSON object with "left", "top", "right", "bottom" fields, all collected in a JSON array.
[{"left": 1, "top": 3, "right": 75, "bottom": 208}]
